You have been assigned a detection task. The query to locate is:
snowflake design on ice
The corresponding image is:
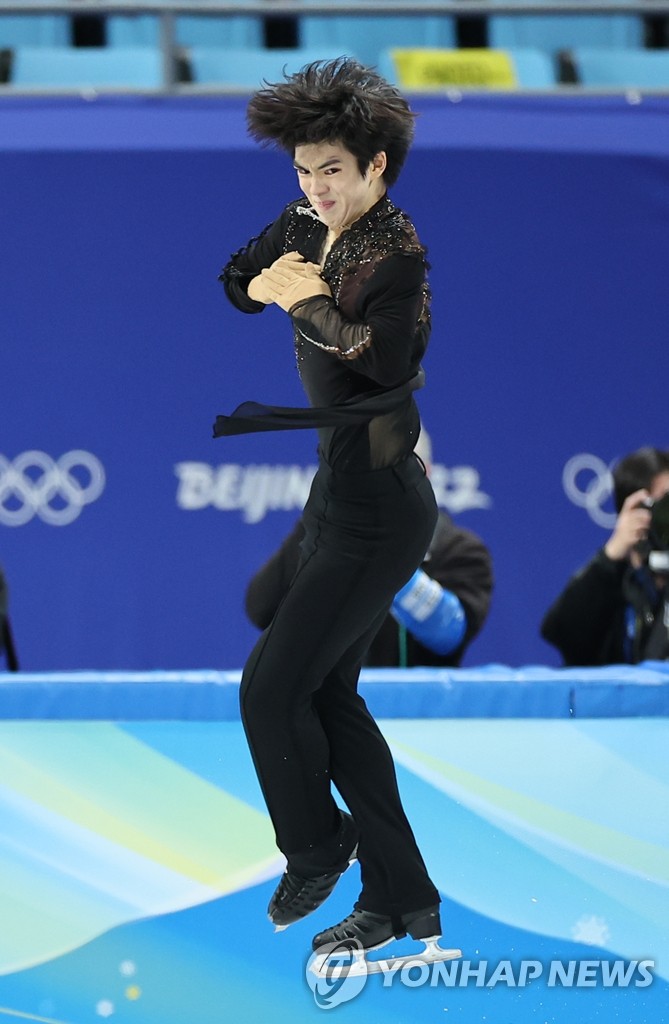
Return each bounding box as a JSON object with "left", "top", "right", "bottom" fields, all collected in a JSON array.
[
  {"left": 119, "top": 960, "right": 137, "bottom": 977},
  {"left": 96, "top": 1000, "right": 115, "bottom": 1018},
  {"left": 571, "top": 914, "right": 611, "bottom": 947}
]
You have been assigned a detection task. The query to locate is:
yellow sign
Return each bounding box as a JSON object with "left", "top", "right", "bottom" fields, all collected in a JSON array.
[{"left": 389, "top": 48, "right": 518, "bottom": 89}]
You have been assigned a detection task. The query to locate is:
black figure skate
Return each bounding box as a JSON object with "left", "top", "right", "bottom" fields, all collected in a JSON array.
[
  {"left": 268, "top": 811, "right": 359, "bottom": 931},
  {"left": 309, "top": 904, "right": 462, "bottom": 978}
]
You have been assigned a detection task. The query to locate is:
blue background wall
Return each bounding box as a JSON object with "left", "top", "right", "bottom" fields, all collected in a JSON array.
[{"left": 1, "top": 94, "right": 668, "bottom": 671}]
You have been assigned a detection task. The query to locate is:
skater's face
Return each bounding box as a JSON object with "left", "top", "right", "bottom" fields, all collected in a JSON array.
[{"left": 293, "top": 141, "right": 387, "bottom": 236}]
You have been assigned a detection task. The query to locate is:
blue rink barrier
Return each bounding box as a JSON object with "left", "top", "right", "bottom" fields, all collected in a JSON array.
[
  {"left": 1, "top": 662, "right": 669, "bottom": 719},
  {"left": 0, "top": 666, "right": 667, "bottom": 1024}
]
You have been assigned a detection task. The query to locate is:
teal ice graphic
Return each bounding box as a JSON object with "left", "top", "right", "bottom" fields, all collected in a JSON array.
[{"left": 383, "top": 718, "right": 669, "bottom": 978}]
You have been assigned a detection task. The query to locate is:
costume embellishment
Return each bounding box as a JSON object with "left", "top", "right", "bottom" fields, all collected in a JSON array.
[
  {"left": 295, "top": 203, "right": 323, "bottom": 223},
  {"left": 295, "top": 323, "right": 373, "bottom": 359}
]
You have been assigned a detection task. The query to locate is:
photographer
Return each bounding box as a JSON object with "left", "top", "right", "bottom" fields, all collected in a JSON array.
[
  {"left": 245, "top": 429, "right": 493, "bottom": 668},
  {"left": 541, "top": 447, "right": 669, "bottom": 666},
  {"left": 0, "top": 565, "right": 19, "bottom": 671}
]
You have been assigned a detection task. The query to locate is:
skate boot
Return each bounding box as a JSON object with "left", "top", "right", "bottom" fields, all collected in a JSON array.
[
  {"left": 310, "top": 904, "right": 462, "bottom": 977},
  {"left": 268, "top": 812, "right": 359, "bottom": 931}
]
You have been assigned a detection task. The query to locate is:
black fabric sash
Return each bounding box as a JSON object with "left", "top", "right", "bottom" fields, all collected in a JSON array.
[{"left": 212, "top": 369, "right": 425, "bottom": 437}]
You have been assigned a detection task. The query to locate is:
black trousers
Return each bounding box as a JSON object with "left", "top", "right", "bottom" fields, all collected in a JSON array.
[{"left": 240, "top": 454, "right": 440, "bottom": 916}]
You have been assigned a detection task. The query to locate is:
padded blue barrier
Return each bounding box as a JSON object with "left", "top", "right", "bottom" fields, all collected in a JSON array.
[{"left": 1, "top": 663, "right": 668, "bottom": 720}]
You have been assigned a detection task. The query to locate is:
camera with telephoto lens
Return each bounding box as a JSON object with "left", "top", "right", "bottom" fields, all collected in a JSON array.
[{"left": 640, "top": 493, "right": 669, "bottom": 574}]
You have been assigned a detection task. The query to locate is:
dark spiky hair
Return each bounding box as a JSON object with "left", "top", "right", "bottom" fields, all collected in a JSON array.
[
  {"left": 612, "top": 447, "right": 669, "bottom": 512},
  {"left": 246, "top": 57, "right": 416, "bottom": 187}
]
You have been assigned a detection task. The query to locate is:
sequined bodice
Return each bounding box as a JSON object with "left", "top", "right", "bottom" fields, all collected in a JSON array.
[
  {"left": 285, "top": 196, "right": 430, "bottom": 322},
  {"left": 220, "top": 194, "right": 431, "bottom": 470}
]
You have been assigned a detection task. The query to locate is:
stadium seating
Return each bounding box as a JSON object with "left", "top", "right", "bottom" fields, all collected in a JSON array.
[
  {"left": 187, "top": 46, "right": 354, "bottom": 88},
  {"left": 10, "top": 46, "right": 164, "bottom": 88},
  {"left": 570, "top": 47, "right": 669, "bottom": 87},
  {"left": 106, "top": 13, "right": 263, "bottom": 49},
  {"left": 0, "top": 15, "right": 70, "bottom": 47},
  {"left": 487, "top": 0, "right": 643, "bottom": 52},
  {"left": 299, "top": 8, "right": 456, "bottom": 69},
  {"left": 3, "top": 5, "right": 667, "bottom": 94}
]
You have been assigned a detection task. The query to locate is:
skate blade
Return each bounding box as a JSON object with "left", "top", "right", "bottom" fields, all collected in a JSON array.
[
  {"left": 365, "top": 939, "right": 463, "bottom": 976},
  {"left": 310, "top": 939, "right": 461, "bottom": 978}
]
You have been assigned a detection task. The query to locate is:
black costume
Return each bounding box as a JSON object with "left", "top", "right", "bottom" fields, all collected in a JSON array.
[
  {"left": 218, "top": 195, "right": 440, "bottom": 917},
  {"left": 541, "top": 548, "right": 669, "bottom": 665},
  {"left": 246, "top": 511, "right": 493, "bottom": 667}
]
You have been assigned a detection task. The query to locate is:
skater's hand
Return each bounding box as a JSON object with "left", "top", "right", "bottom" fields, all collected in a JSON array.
[
  {"left": 247, "top": 252, "right": 305, "bottom": 303},
  {"left": 249, "top": 251, "right": 331, "bottom": 311},
  {"left": 247, "top": 252, "right": 322, "bottom": 305},
  {"left": 604, "top": 488, "right": 652, "bottom": 562}
]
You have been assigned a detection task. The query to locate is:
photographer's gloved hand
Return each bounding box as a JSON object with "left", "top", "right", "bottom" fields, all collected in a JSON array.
[
  {"left": 247, "top": 251, "right": 330, "bottom": 310},
  {"left": 604, "top": 488, "right": 653, "bottom": 563},
  {"left": 391, "top": 569, "right": 466, "bottom": 656}
]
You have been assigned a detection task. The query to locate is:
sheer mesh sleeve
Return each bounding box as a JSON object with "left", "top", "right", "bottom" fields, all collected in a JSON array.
[
  {"left": 218, "top": 210, "right": 289, "bottom": 314},
  {"left": 288, "top": 253, "right": 427, "bottom": 387}
]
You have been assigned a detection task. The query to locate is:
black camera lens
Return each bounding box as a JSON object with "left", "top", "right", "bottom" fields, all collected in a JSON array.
[{"left": 649, "top": 492, "right": 669, "bottom": 549}]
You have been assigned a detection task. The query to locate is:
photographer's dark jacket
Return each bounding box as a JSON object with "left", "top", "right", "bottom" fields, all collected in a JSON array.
[
  {"left": 246, "top": 511, "right": 494, "bottom": 668},
  {"left": 0, "top": 565, "right": 18, "bottom": 671},
  {"left": 541, "top": 548, "right": 669, "bottom": 665}
]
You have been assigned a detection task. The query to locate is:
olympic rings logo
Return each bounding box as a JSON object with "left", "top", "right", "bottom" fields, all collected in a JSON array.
[
  {"left": 562, "top": 453, "right": 617, "bottom": 529},
  {"left": 0, "top": 451, "right": 105, "bottom": 527}
]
